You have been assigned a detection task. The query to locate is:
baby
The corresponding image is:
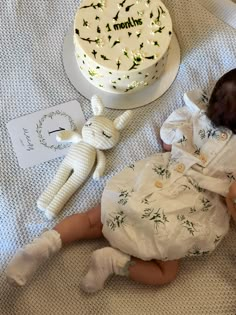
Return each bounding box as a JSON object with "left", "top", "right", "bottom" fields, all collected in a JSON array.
[{"left": 6, "top": 68, "right": 236, "bottom": 292}]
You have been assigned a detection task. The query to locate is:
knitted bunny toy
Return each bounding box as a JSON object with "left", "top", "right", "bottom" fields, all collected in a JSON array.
[{"left": 37, "top": 95, "right": 133, "bottom": 220}]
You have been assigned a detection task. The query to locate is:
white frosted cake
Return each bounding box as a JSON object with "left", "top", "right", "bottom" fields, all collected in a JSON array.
[{"left": 74, "top": 0, "right": 172, "bottom": 94}]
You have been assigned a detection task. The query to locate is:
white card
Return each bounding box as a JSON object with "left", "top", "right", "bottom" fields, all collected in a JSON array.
[{"left": 7, "top": 100, "right": 86, "bottom": 168}]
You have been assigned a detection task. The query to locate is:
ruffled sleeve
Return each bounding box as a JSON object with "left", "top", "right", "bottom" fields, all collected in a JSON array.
[
  {"left": 160, "top": 106, "right": 192, "bottom": 145},
  {"left": 160, "top": 89, "right": 208, "bottom": 145}
]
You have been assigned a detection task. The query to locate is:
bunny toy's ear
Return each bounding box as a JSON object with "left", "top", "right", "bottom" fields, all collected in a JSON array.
[
  {"left": 91, "top": 95, "right": 104, "bottom": 116},
  {"left": 113, "top": 110, "right": 133, "bottom": 130}
]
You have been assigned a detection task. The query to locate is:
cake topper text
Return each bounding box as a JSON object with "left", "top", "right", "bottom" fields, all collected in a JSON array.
[{"left": 106, "top": 17, "right": 143, "bottom": 32}]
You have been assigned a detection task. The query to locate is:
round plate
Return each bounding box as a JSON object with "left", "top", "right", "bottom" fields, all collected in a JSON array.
[{"left": 63, "top": 25, "right": 181, "bottom": 109}]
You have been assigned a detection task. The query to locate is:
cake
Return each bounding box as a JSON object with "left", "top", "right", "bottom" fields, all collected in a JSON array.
[{"left": 74, "top": 0, "right": 172, "bottom": 94}]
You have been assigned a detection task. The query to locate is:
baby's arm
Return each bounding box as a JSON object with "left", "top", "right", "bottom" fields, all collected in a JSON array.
[
  {"left": 56, "top": 130, "right": 82, "bottom": 143},
  {"left": 160, "top": 106, "right": 192, "bottom": 150},
  {"left": 226, "top": 182, "right": 236, "bottom": 222}
]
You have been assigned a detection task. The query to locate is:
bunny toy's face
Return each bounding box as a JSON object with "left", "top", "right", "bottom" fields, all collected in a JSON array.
[{"left": 82, "top": 116, "right": 120, "bottom": 150}]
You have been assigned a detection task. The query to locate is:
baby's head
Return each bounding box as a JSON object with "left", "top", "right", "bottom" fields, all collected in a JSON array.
[{"left": 207, "top": 68, "right": 236, "bottom": 133}]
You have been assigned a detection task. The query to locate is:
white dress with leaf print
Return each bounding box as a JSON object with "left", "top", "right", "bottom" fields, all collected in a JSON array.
[{"left": 101, "top": 89, "right": 235, "bottom": 261}]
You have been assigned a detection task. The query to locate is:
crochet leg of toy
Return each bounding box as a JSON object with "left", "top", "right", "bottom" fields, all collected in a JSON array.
[
  {"left": 6, "top": 230, "right": 62, "bottom": 286},
  {"left": 81, "top": 247, "right": 131, "bottom": 293},
  {"left": 45, "top": 172, "right": 87, "bottom": 220},
  {"left": 37, "top": 163, "right": 72, "bottom": 211}
]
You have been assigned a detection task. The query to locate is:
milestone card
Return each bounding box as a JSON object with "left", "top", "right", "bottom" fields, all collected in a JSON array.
[{"left": 7, "top": 100, "right": 86, "bottom": 169}]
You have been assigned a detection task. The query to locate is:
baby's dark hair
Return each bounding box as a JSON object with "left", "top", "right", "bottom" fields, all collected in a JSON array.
[{"left": 206, "top": 68, "right": 236, "bottom": 133}]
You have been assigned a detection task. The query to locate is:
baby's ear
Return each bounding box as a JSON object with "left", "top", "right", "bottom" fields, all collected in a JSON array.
[
  {"left": 91, "top": 95, "right": 104, "bottom": 116},
  {"left": 113, "top": 110, "right": 133, "bottom": 130}
]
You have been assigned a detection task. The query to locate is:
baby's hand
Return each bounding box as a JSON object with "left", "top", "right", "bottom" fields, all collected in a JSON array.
[
  {"left": 161, "top": 140, "right": 172, "bottom": 152},
  {"left": 226, "top": 181, "right": 236, "bottom": 222},
  {"left": 228, "top": 181, "right": 236, "bottom": 200}
]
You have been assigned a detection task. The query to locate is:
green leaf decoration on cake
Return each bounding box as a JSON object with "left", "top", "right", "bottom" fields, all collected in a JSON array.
[
  {"left": 125, "top": 81, "right": 139, "bottom": 92},
  {"left": 113, "top": 10, "right": 120, "bottom": 21},
  {"left": 145, "top": 55, "right": 155, "bottom": 59},
  {"left": 123, "top": 48, "right": 129, "bottom": 58},
  {"left": 125, "top": 86, "right": 135, "bottom": 92},
  {"left": 88, "top": 69, "right": 98, "bottom": 76},
  {"left": 80, "top": 1, "right": 105, "bottom": 10},
  {"left": 137, "top": 10, "right": 144, "bottom": 16},
  {"left": 119, "top": 0, "right": 127, "bottom": 7},
  {"left": 159, "top": 6, "right": 166, "bottom": 14},
  {"left": 101, "top": 55, "right": 110, "bottom": 60},
  {"left": 154, "top": 8, "right": 161, "bottom": 24},
  {"left": 129, "top": 62, "right": 139, "bottom": 71},
  {"left": 116, "top": 60, "right": 121, "bottom": 70},
  {"left": 125, "top": 4, "right": 134, "bottom": 12},
  {"left": 83, "top": 19, "right": 89, "bottom": 27},
  {"left": 112, "top": 39, "right": 120, "bottom": 48},
  {"left": 128, "top": 32, "right": 132, "bottom": 37},
  {"left": 97, "top": 26, "right": 101, "bottom": 33},
  {"left": 92, "top": 50, "right": 97, "bottom": 58},
  {"left": 129, "top": 54, "right": 142, "bottom": 71},
  {"left": 76, "top": 29, "right": 102, "bottom": 45},
  {"left": 155, "top": 26, "right": 165, "bottom": 33},
  {"left": 134, "top": 55, "right": 142, "bottom": 63}
]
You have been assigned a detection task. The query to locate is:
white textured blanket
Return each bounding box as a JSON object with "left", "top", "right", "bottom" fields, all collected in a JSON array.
[{"left": 0, "top": 0, "right": 236, "bottom": 314}]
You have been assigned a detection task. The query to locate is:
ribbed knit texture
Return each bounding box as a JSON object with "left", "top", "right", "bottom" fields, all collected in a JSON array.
[{"left": 37, "top": 96, "right": 132, "bottom": 219}]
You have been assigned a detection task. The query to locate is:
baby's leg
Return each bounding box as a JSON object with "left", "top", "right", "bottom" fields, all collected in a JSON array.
[
  {"left": 37, "top": 162, "right": 72, "bottom": 211},
  {"left": 6, "top": 205, "right": 103, "bottom": 286},
  {"left": 54, "top": 204, "right": 103, "bottom": 244},
  {"left": 81, "top": 247, "right": 179, "bottom": 293},
  {"left": 128, "top": 257, "right": 179, "bottom": 285}
]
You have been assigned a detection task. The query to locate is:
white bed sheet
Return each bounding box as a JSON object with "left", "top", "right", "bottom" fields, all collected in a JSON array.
[{"left": 0, "top": 0, "right": 236, "bottom": 314}]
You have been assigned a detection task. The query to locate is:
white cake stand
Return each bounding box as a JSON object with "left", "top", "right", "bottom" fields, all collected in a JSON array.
[{"left": 63, "top": 26, "right": 181, "bottom": 109}]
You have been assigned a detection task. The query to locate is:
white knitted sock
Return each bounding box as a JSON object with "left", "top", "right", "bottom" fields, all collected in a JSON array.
[
  {"left": 5, "top": 230, "right": 62, "bottom": 286},
  {"left": 81, "top": 247, "right": 131, "bottom": 293}
]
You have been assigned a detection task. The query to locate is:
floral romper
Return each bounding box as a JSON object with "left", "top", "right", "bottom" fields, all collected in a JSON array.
[{"left": 101, "top": 89, "right": 235, "bottom": 261}]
